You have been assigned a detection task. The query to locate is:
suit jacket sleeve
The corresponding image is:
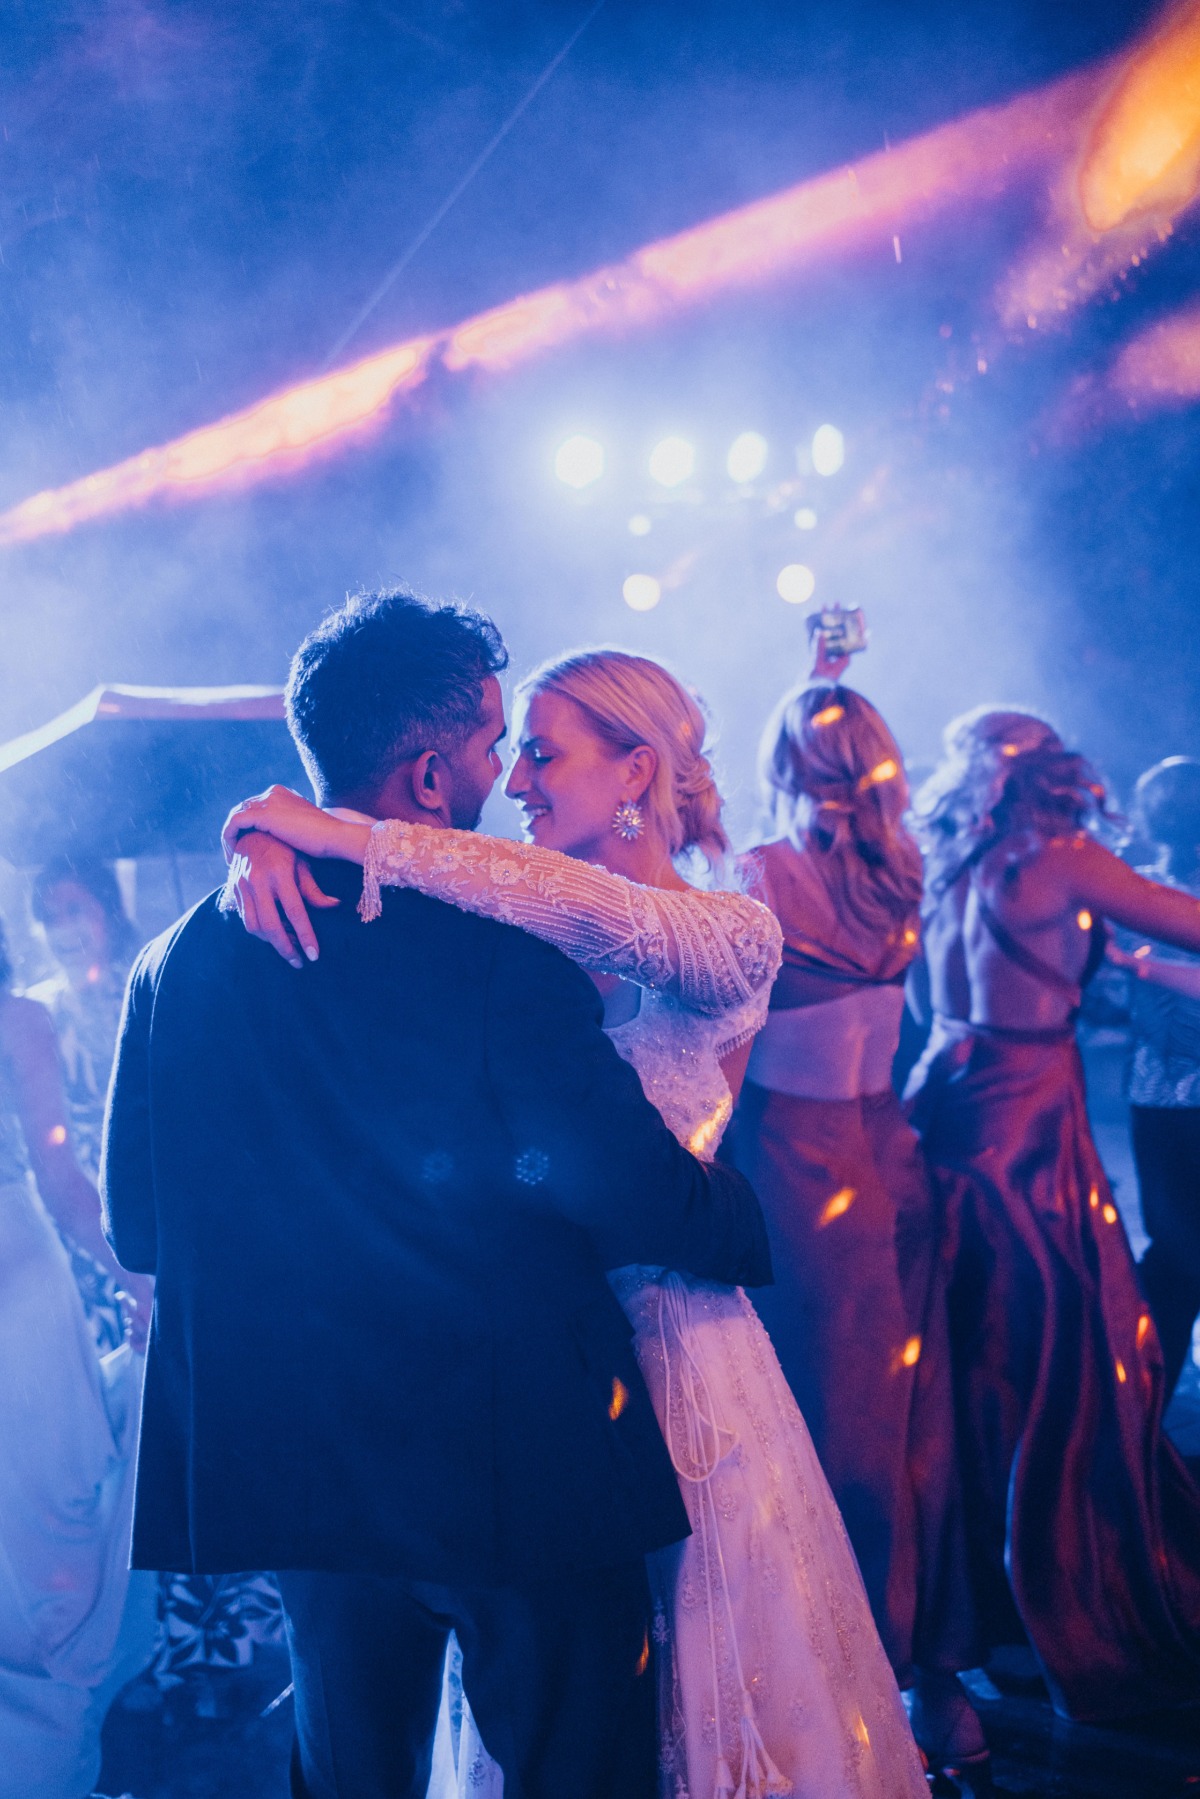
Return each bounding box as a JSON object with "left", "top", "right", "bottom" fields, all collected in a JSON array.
[
  {"left": 100, "top": 947, "right": 159, "bottom": 1275},
  {"left": 484, "top": 927, "right": 772, "bottom": 1287}
]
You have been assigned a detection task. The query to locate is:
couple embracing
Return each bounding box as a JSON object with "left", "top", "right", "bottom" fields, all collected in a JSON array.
[{"left": 101, "top": 589, "right": 925, "bottom": 1799}]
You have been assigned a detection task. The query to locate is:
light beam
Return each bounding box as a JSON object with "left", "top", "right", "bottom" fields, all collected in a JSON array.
[{"left": 0, "top": 66, "right": 1107, "bottom": 546}]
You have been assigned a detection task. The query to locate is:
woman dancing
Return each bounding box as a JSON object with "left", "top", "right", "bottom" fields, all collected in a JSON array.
[
  {"left": 223, "top": 648, "right": 928, "bottom": 1799},
  {"left": 727, "top": 664, "right": 980, "bottom": 1770},
  {"left": 907, "top": 705, "right": 1200, "bottom": 1721}
]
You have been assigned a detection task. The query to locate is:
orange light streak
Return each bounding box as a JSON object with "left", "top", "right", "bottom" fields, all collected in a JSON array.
[
  {"left": 1002, "top": 3, "right": 1200, "bottom": 332},
  {"left": 1111, "top": 299, "right": 1200, "bottom": 407},
  {"left": 1079, "top": 0, "right": 1200, "bottom": 231},
  {"left": 0, "top": 70, "right": 1101, "bottom": 547}
]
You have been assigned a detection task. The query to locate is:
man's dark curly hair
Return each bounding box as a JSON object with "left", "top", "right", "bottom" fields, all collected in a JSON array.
[{"left": 286, "top": 588, "right": 508, "bottom": 803}]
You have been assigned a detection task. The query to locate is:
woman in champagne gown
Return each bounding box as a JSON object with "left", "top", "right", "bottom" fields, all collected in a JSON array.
[
  {"left": 727, "top": 671, "right": 980, "bottom": 1770},
  {"left": 224, "top": 648, "right": 928, "bottom": 1799},
  {"left": 907, "top": 706, "right": 1200, "bottom": 1721}
]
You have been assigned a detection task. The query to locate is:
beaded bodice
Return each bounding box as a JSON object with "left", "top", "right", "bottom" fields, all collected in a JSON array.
[{"left": 360, "top": 819, "right": 782, "bottom": 1161}]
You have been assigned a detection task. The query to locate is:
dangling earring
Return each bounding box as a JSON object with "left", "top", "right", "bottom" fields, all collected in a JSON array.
[{"left": 611, "top": 798, "right": 645, "bottom": 842}]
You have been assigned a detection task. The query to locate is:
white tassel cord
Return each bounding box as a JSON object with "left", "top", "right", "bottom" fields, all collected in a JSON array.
[{"left": 358, "top": 822, "right": 388, "bottom": 922}]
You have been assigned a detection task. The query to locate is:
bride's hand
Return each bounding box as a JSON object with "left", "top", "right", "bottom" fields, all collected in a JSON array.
[
  {"left": 222, "top": 830, "right": 340, "bottom": 967},
  {"left": 221, "top": 785, "right": 365, "bottom": 865}
]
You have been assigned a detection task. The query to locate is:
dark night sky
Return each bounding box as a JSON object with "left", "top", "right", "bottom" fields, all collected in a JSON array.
[{"left": 0, "top": 0, "right": 1193, "bottom": 837}]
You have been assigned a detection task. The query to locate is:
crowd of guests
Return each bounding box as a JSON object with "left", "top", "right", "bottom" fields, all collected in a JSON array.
[{"left": 3, "top": 623, "right": 1200, "bottom": 1795}]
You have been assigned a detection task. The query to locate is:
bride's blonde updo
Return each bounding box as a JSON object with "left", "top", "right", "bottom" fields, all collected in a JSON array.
[{"left": 516, "top": 648, "right": 731, "bottom": 874}]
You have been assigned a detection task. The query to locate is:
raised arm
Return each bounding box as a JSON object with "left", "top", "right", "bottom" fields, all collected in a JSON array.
[
  {"left": 1066, "top": 837, "right": 1200, "bottom": 952},
  {"left": 359, "top": 819, "right": 783, "bottom": 1018}
]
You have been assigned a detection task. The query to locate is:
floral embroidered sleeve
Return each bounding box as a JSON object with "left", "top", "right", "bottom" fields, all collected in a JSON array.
[{"left": 359, "top": 819, "right": 782, "bottom": 1019}]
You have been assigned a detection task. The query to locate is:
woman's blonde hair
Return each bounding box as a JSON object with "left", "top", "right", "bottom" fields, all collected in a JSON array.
[
  {"left": 516, "top": 648, "right": 730, "bottom": 874},
  {"left": 758, "top": 683, "right": 924, "bottom": 932},
  {"left": 912, "top": 704, "right": 1112, "bottom": 901}
]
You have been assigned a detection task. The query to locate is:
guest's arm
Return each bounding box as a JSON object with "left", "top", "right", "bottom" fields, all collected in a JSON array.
[
  {"left": 484, "top": 928, "right": 772, "bottom": 1287},
  {"left": 1108, "top": 940, "right": 1200, "bottom": 1000},
  {"left": 99, "top": 951, "right": 159, "bottom": 1277}
]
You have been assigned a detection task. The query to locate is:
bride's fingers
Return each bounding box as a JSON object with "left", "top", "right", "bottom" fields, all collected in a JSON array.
[{"left": 271, "top": 869, "right": 319, "bottom": 965}]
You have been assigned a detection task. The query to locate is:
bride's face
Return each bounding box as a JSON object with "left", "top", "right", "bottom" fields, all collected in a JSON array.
[{"left": 506, "top": 689, "right": 650, "bottom": 862}]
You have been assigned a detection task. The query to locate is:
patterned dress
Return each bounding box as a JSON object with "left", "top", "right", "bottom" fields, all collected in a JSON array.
[
  {"left": 356, "top": 823, "right": 928, "bottom": 1799},
  {"left": 29, "top": 963, "right": 285, "bottom": 1686}
]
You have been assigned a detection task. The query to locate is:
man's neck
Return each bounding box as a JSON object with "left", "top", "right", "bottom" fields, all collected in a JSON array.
[{"left": 325, "top": 785, "right": 450, "bottom": 829}]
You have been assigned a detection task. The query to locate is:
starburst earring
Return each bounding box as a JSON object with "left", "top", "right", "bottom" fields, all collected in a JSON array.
[{"left": 611, "top": 799, "right": 645, "bottom": 842}]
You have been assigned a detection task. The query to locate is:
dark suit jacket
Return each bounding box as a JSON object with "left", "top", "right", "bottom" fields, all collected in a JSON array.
[{"left": 101, "top": 859, "right": 771, "bottom": 1584}]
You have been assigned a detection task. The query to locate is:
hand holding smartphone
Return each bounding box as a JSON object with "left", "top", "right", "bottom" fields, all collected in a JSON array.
[{"left": 806, "top": 606, "right": 867, "bottom": 682}]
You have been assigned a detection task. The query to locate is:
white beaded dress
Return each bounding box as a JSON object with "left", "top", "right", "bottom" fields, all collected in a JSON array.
[{"left": 355, "top": 822, "right": 927, "bottom": 1799}]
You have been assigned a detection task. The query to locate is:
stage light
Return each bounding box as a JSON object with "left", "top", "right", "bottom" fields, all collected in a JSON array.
[
  {"left": 811, "top": 425, "right": 845, "bottom": 476},
  {"left": 623, "top": 573, "right": 662, "bottom": 611},
  {"left": 648, "top": 436, "right": 695, "bottom": 487},
  {"left": 794, "top": 507, "right": 818, "bottom": 530},
  {"left": 776, "top": 564, "right": 816, "bottom": 605},
  {"left": 726, "top": 432, "right": 768, "bottom": 483},
  {"left": 553, "top": 434, "right": 604, "bottom": 489},
  {"left": 628, "top": 513, "right": 652, "bottom": 536}
]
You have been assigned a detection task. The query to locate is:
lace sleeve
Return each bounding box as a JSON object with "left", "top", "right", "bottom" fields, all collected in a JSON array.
[{"left": 360, "top": 819, "right": 782, "bottom": 1017}]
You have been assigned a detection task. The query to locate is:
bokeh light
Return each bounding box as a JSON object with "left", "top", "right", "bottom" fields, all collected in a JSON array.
[
  {"left": 627, "top": 513, "right": 652, "bottom": 536},
  {"left": 794, "top": 506, "right": 818, "bottom": 529},
  {"left": 622, "top": 573, "right": 662, "bottom": 611},
  {"left": 776, "top": 563, "right": 816, "bottom": 604},
  {"left": 726, "top": 431, "right": 768, "bottom": 482},
  {"left": 648, "top": 436, "right": 696, "bottom": 487},
  {"left": 553, "top": 434, "right": 605, "bottom": 489},
  {"left": 811, "top": 424, "right": 845, "bottom": 475}
]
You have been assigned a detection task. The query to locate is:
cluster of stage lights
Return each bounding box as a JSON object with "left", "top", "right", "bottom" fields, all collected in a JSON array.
[{"left": 553, "top": 425, "right": 844, "bottom": 611}]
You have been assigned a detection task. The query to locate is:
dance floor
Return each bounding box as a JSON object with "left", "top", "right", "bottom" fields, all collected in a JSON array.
[
  {"left": 94, "top": 1625, "right": 1200, "bottom": 1799},
  {"left": 96, "top": 1044, "right": 1200, "bottom": 1799}
]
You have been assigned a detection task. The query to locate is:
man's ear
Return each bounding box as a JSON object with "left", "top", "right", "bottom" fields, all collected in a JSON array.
[{"left": 410, "top": 749, "right": 448, "bottom": 818}]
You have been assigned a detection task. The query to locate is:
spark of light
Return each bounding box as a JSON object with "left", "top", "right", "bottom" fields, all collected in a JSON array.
[
  {"left": 1137, "top": 1312, "right": 1152, "bottom": 1349},
  {"left": 0, "top": 67, "right": 1102, "bottom": 547},
  {"left": 1116, "top": 1358, "right": 1128, "bottom": 1383},
  {"left": 687, "top": 1098, "right": 731, "bottom": 1159},
  {"left": 1079, "top": 0, "right": 1200, "bottom": 232},
  {"left": 1077, "top": 909, "right": 1094, "bottom": 931},
  {"left": 608, "top": 1377, "right": 629, "bottom": 1421},
  {"left": 1103, "top": 1202, "right": 1119, "bottom": 1225},
  {"left": 817, "top": 1187, "right": 856, "bottom": 1229},
  {"left": 892, "top": 1335, "right": 922, "bottom": 1372}
]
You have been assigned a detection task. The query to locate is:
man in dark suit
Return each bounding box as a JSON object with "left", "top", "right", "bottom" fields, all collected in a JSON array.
[{"left": 101, "top": 589, "right": 771, "bottom": 1799}]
